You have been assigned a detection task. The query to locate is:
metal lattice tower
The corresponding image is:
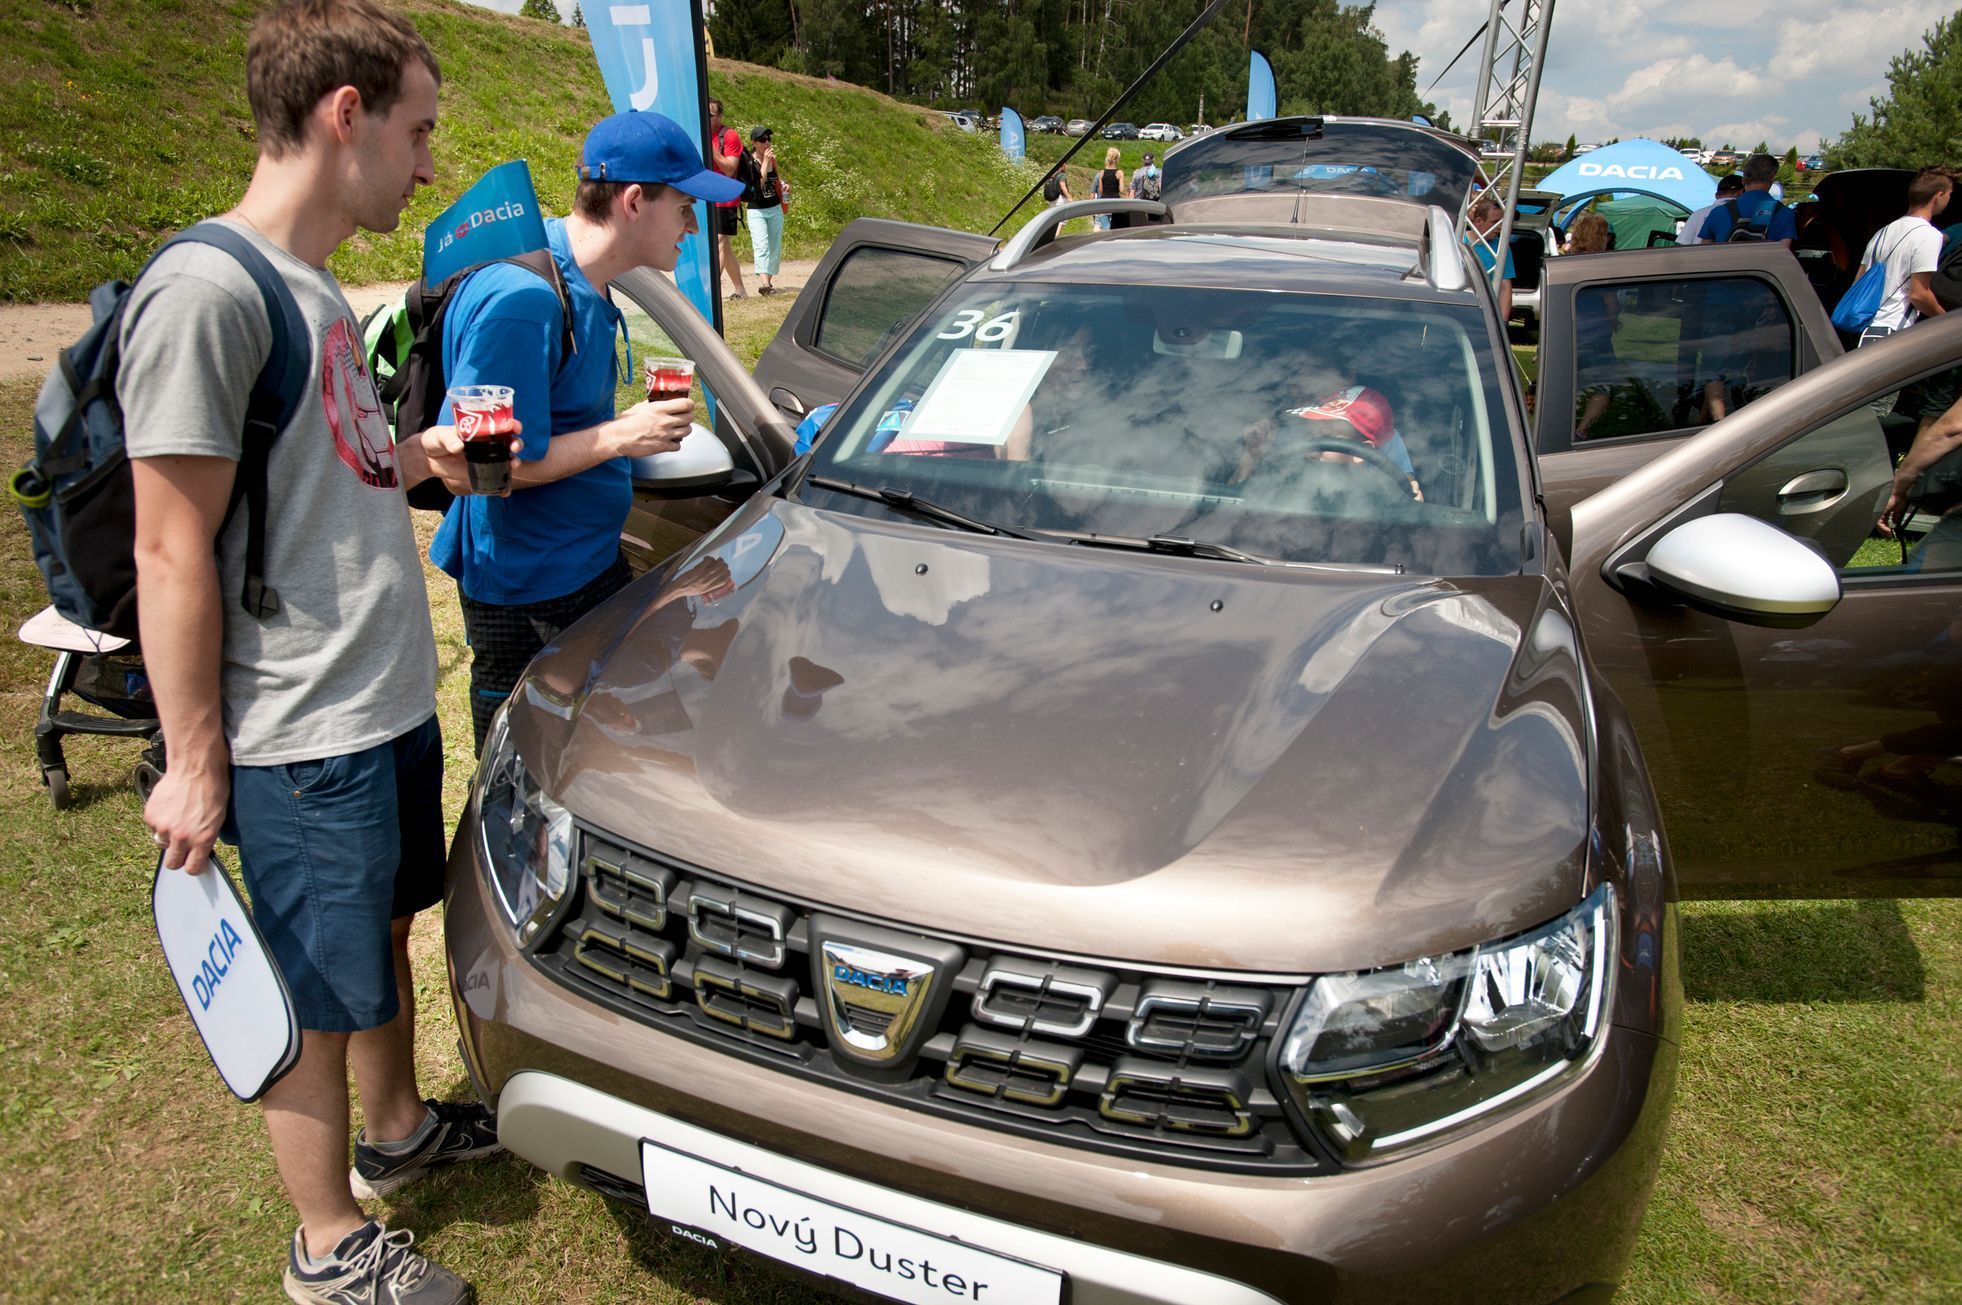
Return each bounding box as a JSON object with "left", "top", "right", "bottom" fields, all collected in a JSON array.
[{"left": 1461, "top": 0, "right": 1555, "bottom": 292}]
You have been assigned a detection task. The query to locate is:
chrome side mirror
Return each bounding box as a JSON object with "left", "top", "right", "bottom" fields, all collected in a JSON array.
[{"left": 1638, "top": 512, "right": 1841, "bottom": 628}]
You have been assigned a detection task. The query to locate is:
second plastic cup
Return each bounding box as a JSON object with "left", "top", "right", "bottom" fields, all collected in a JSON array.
[{"left": 645, "top": 356, "right": 696, "bottom": 403}]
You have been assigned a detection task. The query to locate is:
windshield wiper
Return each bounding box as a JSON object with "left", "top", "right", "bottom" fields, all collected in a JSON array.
[
  {"left": 805, "top": 476, "right": 1030, "bottom": 538},
  {"left": 1037, "top": 530, "right": 1272, "bottom": 565}
]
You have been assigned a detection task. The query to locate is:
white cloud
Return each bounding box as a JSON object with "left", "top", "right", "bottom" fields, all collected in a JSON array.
[
  {"left": 1610, "top": 55, "right": 1774, "bottom": 111},
  {"left": 1772, "top": 2, "right": 1948, "bottom": 79}
]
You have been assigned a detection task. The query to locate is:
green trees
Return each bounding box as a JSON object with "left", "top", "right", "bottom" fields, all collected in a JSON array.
[
  {"left": 708, "top": 0, "right": 1438, "bottom": 124},
  {"left": 518, "top": 0, "right": 562, "bottom": 22},
  {"left": 1830, "top": 12, "right": 1962, "bottom": 167}
]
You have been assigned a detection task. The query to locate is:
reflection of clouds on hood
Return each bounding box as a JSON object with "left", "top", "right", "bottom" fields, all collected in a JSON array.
[{"left": 1371, "top": 0, "right": 1940, "bottom": 151}]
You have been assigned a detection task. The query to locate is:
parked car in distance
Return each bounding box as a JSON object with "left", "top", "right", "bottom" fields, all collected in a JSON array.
[
  {"left": 1031, "top": 115, "right": 1064, "bottom": 134},
  {"left": 1140, "top": 122, "right": 1183, "bottom": 142},
  {"left": 940, "top": 110, "right": 979, "bottom": 133},
  {"left": 1063, "top": 117, "right": 1095, "bottom": 136},
  {"left": 455, "top": 115, "right": 1962, "bottom": 1305},
  {"left": 1800, "top": 154, "right": 1825, "bottom": 172},
  {"left": 1187, "top": 123, "right": 1211, "bottom": 136},
  {"left": 1100, "top": 121, "right": 1140, "bottom": 139}
]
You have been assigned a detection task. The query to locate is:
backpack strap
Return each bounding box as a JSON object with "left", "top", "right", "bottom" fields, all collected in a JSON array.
[{"left": 154, "top": 221, "right": 310, "bottom": 621}]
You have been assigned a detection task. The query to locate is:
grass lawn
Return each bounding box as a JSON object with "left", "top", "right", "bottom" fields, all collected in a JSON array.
[{"left": 1, "top": 290, "right": 1959, "bottom": 1300}]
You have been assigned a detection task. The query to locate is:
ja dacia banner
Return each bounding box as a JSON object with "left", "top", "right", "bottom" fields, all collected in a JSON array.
[
  {"left": 1248, "top": 50, "right": 1277, "bottom": 121},
  {"left": 424, "top": 160, "right": 548, "bottom": 287},
  {"left": 1000, "top": 108, "right": 1026, "bottom": 161},
  {"left": 586, "top": 1, "right": 719, "bottom": 332}
]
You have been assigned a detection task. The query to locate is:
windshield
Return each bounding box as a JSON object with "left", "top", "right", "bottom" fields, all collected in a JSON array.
[
  {"left": 1161, "top": 120, "right": 1481, "bottom": 211},
  {"left": 800, "top": 282, "right": 1525, "bottom": 576}
]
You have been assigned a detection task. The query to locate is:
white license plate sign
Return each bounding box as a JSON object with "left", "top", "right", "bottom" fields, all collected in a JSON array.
[{"left": 640, "top": 1139, "right": 1065, "bottom": 1305}]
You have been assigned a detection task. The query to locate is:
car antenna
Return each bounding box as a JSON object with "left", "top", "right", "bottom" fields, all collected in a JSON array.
[{"left": 990, "top": 0, "right": 1232, "bottom": 237}]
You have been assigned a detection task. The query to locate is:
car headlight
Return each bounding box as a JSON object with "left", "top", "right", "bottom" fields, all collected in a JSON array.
[
  {"left": 475, "top": 707, "right": 575, "bottom": 942},
  {"left": 1279, "top": 884, "right": 1616, "bottom": 1163}
]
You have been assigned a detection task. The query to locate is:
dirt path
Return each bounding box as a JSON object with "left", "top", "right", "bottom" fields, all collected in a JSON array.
[{"left": 0, "top": 258, "right": 819, "bottom": 384}]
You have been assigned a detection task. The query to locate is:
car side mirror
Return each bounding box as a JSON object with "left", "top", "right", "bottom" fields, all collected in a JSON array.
[
  {"left": 1630, "top": 512, "right": 1841, "bottom": 628},
  {"left": 629, "top": 424, "right": 739, "bottom": 497}
]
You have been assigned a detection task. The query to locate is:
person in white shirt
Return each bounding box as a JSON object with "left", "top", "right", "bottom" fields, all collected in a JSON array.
[
  {"left": 1678, "top": 173, "right": 1743, "bottom": 246},
  {"left": 1857, "top": 167, "right": 1952, "bottom": 341}
]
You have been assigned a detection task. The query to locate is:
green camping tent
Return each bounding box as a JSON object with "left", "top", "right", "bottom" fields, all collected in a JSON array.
[{"left": 1593, "top": 195, "right": 1691, "bottom": 251}]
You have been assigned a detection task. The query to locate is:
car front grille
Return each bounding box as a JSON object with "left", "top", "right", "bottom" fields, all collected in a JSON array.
[{"left": 530, "top": 825, "right": 1325, "bottom": 1174}]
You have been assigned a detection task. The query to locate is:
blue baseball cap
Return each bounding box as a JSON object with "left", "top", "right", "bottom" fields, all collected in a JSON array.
[{"left": 578, "top": 111, "right": 745, "bottom": 203}]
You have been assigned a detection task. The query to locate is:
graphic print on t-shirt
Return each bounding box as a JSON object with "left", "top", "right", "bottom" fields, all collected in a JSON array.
[{"left": 321, "top": 316, "right": 398, "bottom": 489}]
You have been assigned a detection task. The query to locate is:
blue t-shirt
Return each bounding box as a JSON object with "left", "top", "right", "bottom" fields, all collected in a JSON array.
[
  {"left": 429, "top": 218, "right": 629, "bottom": 605},
  {"left": 1467, "top": 234, "right": 1516, "bottom": 280},
  {"left": 1700, "top": 189, "right": 1797, "bottom": 244}
]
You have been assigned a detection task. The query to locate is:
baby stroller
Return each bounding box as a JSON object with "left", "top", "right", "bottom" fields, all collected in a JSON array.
[{"left": 20, "top": 605, "right": 165, "bottom": 810}]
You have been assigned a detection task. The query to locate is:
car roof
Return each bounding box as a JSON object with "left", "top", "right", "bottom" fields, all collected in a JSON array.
[{"left": 969, "top": 220, "right": 1474, "bottom": 307}]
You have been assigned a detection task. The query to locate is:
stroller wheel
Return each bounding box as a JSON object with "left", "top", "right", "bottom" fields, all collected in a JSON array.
[
  {"left": 44, "top": 767, "right": 71, "bottom": 811},
  {"left": 132, "top": 759, "right": 164, "bottom": 804}
]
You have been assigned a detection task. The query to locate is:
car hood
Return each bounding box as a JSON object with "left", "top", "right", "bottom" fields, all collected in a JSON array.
[{"left": 520, "top": 498, "right": 1594, "bottom": 974}]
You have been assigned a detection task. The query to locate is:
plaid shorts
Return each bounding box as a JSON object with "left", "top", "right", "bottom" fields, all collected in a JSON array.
[{"left": 458, "top": 550, "right": 633, "bottom": 752}]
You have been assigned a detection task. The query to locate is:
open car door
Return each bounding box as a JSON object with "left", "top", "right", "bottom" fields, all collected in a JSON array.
[
  {"left": 611, "top": 267, "right": 797, "bottom": 571},
  {"left": 752, "top": 217, "right": 997, "bottom": 428},
  {"left": 1535, "top": 244, "right": 1848, "bottom": 541},
  {"left": 1566, "top": 313, "right": 1962, "bottom": 899}
]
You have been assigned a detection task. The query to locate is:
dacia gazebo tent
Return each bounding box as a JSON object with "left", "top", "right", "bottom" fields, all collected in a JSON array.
[{"left": 1537, "top": 139, "right": 1717, "bottom": 214}]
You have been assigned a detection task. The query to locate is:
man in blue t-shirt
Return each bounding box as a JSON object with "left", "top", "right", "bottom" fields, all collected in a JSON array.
[
  {"left": 1465, "top": 191, "right": 1516, "bottom": 321},
  {"left": 431, "top": 111, "right": 744, "bottom": 750},
  {"left": 1700, "top": 153, "right": 1797, "bottom": 247}
]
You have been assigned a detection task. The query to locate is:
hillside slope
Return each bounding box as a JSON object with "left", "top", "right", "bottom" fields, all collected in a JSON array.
[{"left": 0, "top": 0, "right": 1074, "bottom": 302}]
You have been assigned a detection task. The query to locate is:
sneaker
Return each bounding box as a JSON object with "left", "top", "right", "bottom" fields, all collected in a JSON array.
[
  {"left": 283, "top": 1220, "right": 472, "bottom": 1305},
  {"left": 350, "top": 1099, "right": 501, "bottom": 1200}
]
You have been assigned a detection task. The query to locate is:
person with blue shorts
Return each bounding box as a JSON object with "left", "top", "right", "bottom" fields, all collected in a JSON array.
[{"left": 128, "top": 4, "right": 498, "bottom": 1301}]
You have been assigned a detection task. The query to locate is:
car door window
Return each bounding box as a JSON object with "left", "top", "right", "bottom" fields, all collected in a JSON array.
[
  {"left": 814, "top": 247, "right": 968, "bottom": 369},
  {"left": 1572, "top": 276, "right": 1797, "bottom": 443}
]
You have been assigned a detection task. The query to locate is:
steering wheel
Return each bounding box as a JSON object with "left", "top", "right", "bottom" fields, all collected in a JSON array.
[{"left": 1283, "top": 432, "right": 1419, "bottom": 500}]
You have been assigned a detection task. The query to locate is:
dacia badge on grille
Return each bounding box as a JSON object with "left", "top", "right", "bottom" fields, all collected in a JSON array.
[{"left": 820, "top": 940, "right": 936, "bottom": 1062}]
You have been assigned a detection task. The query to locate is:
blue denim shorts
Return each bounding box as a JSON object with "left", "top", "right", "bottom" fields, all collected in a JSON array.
[{"left": 223, "top": 717, "right": 445, "bottom": 1032}]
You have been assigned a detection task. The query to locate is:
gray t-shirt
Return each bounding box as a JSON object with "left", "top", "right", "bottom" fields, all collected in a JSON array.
[{"left": 119, "top": 220, "right": 437, "bottom": 765}]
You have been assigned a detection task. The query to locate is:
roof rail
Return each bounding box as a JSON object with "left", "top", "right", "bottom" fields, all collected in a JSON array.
[
  {"left": 989, "top": 198, "right": 1170, "bottom": 272},
  {"left": 1420, "top": 204, "right": 1469, "bottom": 292}
]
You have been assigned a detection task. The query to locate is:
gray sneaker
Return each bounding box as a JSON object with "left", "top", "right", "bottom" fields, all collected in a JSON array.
[
  {"left": 282, "top": 1221, "right": 472, "bottom": 1305},
  {"left": 350, "top": 1098, "right": 501, "bottom": 1200}
]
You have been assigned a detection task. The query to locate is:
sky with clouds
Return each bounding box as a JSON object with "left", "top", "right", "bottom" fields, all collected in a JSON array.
[
  {"left": 1372, "top": 0, "right": 1948, "bottom": 153},
  {"left": 466, "top": 0, "right": 1941, "bottom": 152}
]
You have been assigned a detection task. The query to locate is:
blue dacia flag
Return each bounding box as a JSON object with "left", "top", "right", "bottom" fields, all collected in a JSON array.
[
  {"left": 423, "top": 161, "right": 548, "bottom": 287},
  {"left": 1248, "top": 50, "right": 1277, "bottom": 121},
  {"left": 585, "top": 2, "right": 719, "bottom": 332},
  {"left": 1000, "top": 108, "right": 1026, "bottom": 161}
]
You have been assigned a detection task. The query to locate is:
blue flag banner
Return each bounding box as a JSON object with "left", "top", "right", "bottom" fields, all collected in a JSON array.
[
  {"left": 586, "top": 1, "right": 718, "bottom": 330},
  {"left": 1248, "top": 50, "right": 1277, "bottom": 121},
  {"left": 1000, "top": 108, "right": 1026, "bottom": 161},
  {"left": 423, "top": 160, "right": 548, "bottom": 287}
]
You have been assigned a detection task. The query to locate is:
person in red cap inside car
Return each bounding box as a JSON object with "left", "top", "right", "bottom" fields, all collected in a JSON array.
[{"left": 1230, "top": 361, "right": 1423, "bottom": 501}]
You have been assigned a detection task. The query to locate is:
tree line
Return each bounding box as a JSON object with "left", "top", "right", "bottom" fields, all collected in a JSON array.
[{"left": 707, "top": 0, "right": 1444, "bottom": 126}]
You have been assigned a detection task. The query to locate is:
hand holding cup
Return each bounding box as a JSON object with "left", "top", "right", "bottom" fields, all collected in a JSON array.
[{"left": 448, "top": 385, "right": 519, "bottom": 495}]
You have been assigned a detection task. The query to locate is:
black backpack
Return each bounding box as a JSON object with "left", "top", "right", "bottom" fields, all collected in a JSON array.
[
  {"left": 1722, "top": 197, "right": 1781, "bottom": 242},
  {"left": 362, "top": 248, "right": 574, "bottom": 510},
  {"left": 1042, "top": 171, "right": 1063, "bottom": 202},
  {"left": 10, "top": 222, "right": 309, "bottom": 640}
]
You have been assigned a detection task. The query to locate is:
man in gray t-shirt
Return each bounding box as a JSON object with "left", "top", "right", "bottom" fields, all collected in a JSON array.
[{"left": 127, "top": 5, "right": 494, "bottom": 1302}]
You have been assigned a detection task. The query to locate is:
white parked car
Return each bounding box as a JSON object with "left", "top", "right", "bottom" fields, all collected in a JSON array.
[{"left": 1139, "top": 122, "right": 1183, "bottom": 142}]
